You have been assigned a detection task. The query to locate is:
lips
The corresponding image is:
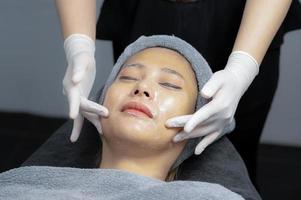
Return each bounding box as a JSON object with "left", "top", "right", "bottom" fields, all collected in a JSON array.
[{"left": 121, "top": 101, "right": 153, "bottom": 119}]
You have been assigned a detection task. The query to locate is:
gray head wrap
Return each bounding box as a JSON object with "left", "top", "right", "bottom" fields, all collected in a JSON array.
[{"left": 93, "top": 35, "right": 235, "bottom": 171}]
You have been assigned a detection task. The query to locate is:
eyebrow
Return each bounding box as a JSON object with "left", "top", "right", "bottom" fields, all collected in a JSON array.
[
  {"left": 124, "top": 63, "right": 145, "bottom": 69},
  {"left": 123, "top": 63, "right": 185, "bottom": 81}
]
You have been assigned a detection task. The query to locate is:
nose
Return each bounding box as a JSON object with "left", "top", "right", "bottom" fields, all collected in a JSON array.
[
  {"left": 133, "top": 89, "right": 150, "bottom": 98},
  {"left": 131, "top": 82, "right": 154, "bottom": 100}
]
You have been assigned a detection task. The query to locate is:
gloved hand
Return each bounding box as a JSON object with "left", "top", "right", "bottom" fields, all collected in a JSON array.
[
  {"left": 80, "top": 99, "right": 108, "bottom": 135},
  {"left": 165, "top": 51, "right": 259, "bottom": 154},
  {"left": 62, "top": 33, "right": 108, "bottom": 142},
  {"left": 78, "top": 97, "right": 109, "bottom": 135}
]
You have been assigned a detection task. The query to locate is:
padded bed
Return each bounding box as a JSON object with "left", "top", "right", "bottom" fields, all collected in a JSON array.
[{"left": 21, "top": 116, "right": 261, "bottom": 200}]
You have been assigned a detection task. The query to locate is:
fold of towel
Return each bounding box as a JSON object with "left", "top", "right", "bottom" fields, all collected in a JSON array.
[{"left": 0, "top": 166, "right": 244, "bottom": 200}]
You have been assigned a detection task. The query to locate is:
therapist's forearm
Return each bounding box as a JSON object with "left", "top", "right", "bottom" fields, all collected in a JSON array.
[
  {"left": 55, "top": 0, "right": 96, "bottom": 40},
  {"left": 232, "top": 0, "right": 292, "bottom": 65}
]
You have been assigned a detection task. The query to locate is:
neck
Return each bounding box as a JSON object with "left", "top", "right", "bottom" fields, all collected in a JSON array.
[{"left": 99, "top": 140, "right": 174, "bottom": 181}]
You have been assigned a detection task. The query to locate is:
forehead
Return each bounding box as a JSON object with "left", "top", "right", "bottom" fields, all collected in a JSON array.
[{"left": 122, "top": 47, "right": 196, "bottom": 80}]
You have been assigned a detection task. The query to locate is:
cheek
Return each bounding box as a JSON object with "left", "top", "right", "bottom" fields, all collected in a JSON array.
[
  {"left": 155, "top": 93, "right": 192, "bottom": 138},
  {"left": 157, "top": 92, "right": 192, "bottom": 120},
  {"left": 102, "top": 83, "right": 127, "bottom": 110},
  {"left": 99, "top": 84, "right": 125, "bottom": 127}
]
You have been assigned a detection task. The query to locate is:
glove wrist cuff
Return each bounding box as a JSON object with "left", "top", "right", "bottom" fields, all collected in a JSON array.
[
  {"left": 63, "top": 34, "right": 95, "bottom": 63},
  {"left": 225, "top": 50, "right": 259, "bottom": 81},
  {"left": 229, "top": 51, "right": 259, "bottom": 68},
  {"left": 225, "top": 51, "right": 259, "bottom": 93}
]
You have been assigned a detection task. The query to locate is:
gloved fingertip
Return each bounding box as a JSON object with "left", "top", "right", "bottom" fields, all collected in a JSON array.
[
  {"left": 96, "top": 123, "right": 103, "bottom": 134},
  {"left": 165, "top": 121, "right": 172, "bottom": 127},
  {"left": 201, "top": 87, "right": 213, "bottom": 98},
  {"left": 166, "top": 119, "right": 183, "bottom": 128},
  {"left": 103, "top": 109, "right": 109, "bottom": 117},
  {"left": 69, "top": 110, "right": 78, "bottom": 119},
  {"left": 184, "top": 125, "right": 192, "bottom": 133},
  {"left": 70, "top": 134, "right": 78, "bottom": 143},
  {"left": 195, "top": 146, "right": 204, "bottom": 155},
  {"left": 173, "top": 134, "right": 183, "bottom": 142}
]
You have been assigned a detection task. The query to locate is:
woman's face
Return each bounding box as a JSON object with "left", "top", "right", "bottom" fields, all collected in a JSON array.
[{"left": 100, "top": 47, "right": 198, "bottom": 151}]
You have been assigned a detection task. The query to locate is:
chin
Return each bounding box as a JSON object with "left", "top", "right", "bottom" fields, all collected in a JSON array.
[
  {"left": 117, "top": 117, "right": 157, "bottom": 140},
  {"left": 102, "top": 112, "right": 153, "bottom": 135},
  {"left": 100, "top": 110, "right": 180, "bottom": 150}
]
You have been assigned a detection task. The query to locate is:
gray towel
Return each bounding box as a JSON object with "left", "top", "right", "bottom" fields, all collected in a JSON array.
[
  {"left": 0, "top": 166, "right": 244, "bottom": 200},
  {"left": 93, "top": 35, "right": 236, "bottom": 170}
]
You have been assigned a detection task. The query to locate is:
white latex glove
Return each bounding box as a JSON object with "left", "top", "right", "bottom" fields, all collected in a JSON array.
[
  {"left": 78, "top": 97, "right": 108, "bottom": 135},
  {"left": 165, "top": 51, "right": 259, "bottom": 155},
  {"left": 62, "top": 34, "right": 108, "bottom": 142},
  {"left": 80, "top": 99, "right": 108, "bottom": 135}
]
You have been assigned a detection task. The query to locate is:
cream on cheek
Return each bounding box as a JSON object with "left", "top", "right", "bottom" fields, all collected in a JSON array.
[
  {"left": 157, "top": 96, "right": 178, "bottom": 117},
  {"left": 156, "top": 89, "right": 184, "bottom": 116},
  {"left": 157, "top": 94, "right": 192, "bottom": 129}
]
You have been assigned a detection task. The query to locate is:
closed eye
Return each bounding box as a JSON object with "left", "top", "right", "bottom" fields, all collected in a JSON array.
[
  {"left": 119, "top": 76, "right": 138, "bottom": 81},
  {"left": 119, "top": 76, "right": 182, "bottom": 90},
  {"left": 160, "top": 82, "right": 182, "bottom": 90}
]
